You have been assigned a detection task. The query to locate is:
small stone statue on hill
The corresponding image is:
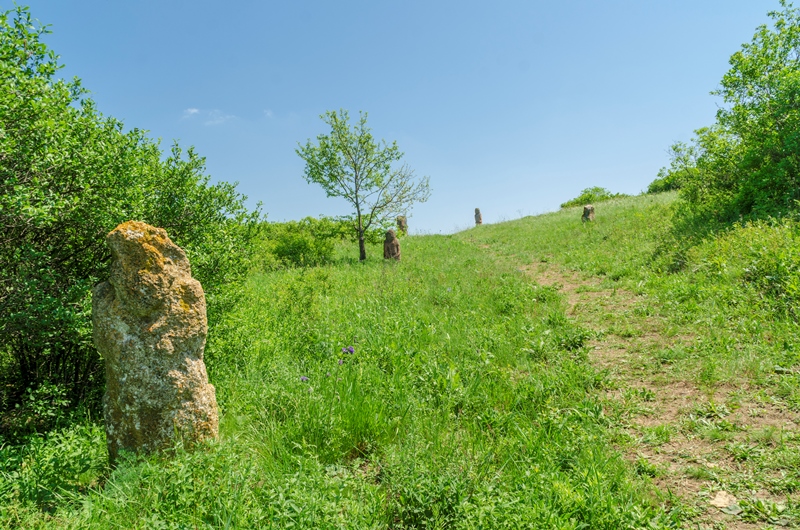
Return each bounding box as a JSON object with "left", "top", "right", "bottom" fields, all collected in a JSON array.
[
  {"left": 384, "top": 229, "right": 401, "bottom": 260},
  {"left": 582, "top": 204, "right": 595, "bottom": 223},
  {"left": 475, "top": 208, "right": 483, "bottom": 225},
  {"left": 396, "top": 215, "right": 408, "bottom": 236},
  {"left": 93, "top": 221, "right": 219, "bottom": 463}
]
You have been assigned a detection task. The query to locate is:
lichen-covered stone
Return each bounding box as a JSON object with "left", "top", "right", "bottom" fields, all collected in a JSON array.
[
  {"left": 582, "top": 204, "right": 595, "bottom": 222},
  {"left": 93, "top": 221, "right": 218, "bottom": 463},
  {"left": 475, "top": 208, "right": 483, "bottom": 225},
  {"left": 384, "top": 229, "right": 401, "bottom": 260},
  {"left": 396, "top": 215, "right": 408, "bottom": 235}
]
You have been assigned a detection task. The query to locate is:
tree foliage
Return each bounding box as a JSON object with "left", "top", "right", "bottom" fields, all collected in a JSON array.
[
  {"left": 647, "top": 142, "right": 695, "bottom": 194},
  {"left": 0, "top": 6, "right": 261, "bottom": 428},
  {"left": 560, "top": 187, "right": 628, "bottom": 209},
  {"left": 297, "top": 110, "right": 430, "bottom": 260},
  {"left": 660, "top": 1, "right": 800, "bottom": 220}
]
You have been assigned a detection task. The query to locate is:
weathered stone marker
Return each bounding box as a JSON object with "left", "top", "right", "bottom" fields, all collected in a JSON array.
[
  {"left": 384, "top": 229, "right": 401, "bottom": 260},
  {"left": 93, "top": 221, "right": 218, "bottom": 463},
  {"left": 396, "top": 215, "right": 408, "bottom": 236},
  {"left": 582, "top": 204, "right": 595, "bottom": 223},
  {"left": 474, "top": 208, "right": 483, "bottom": 225}
]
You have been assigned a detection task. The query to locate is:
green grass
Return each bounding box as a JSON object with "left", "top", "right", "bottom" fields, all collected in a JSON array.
[
  {"left": 461, "top": 193, "right": 800, "bottom": 399},
  {"left": 4, "top": 191, "right": 800, "bottom": 527},
  {"left": 459, "top": 192, "right": 800, "bottom": 526},
  {"left": 0, "top": 231, "right": 676, "bottom": 528}
]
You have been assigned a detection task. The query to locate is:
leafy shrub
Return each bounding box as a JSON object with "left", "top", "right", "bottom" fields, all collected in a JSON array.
[
  {"left": 560, "top": 187, "right": 629, "bottom": 208},
  {"left": 0, "top": 7, "right": 261, "bottom": 425},
  {"left": 0, "top": 424, "right": 107, "bottom": 512},
  {"left": 0, "top": 384, "right": 71, "bottom": 444},
  {"left": 662, "top": 2, "right": 800, "bottom": 221},
  {"left": 647, "top": 166, "right": 693, "bottom": 194},
  {"left": 255, "top": 216, "right": 388, "bottom": 269},
  {"left": 257, "top": 217, "right": 346, "bottom": 268},
  {"left": 693, "top": 217, "right": 800, "bottom": 317}
]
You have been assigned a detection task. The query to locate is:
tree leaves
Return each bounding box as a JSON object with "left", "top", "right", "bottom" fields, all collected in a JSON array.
[
  {"left": 297, "top": 110, "right": 430, "bottom": 260},
  {"left": 0, "top": 6, "right": 262, "bottom": 422},
  {"left": 661, "top": 1, "right": 800, "bottom": 221}
]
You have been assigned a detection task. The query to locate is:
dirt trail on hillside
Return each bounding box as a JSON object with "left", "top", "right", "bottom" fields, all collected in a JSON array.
[{"left": 522, "top": 262, "right": 800, "bottom": 530}]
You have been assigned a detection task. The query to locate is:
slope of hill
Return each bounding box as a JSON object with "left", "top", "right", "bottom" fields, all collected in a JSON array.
[
  {"left": 3, "top": 192, "right": 799, "bottom": 528},
  {"left": 460, "top": 192, "right": 800, "bottom": 528}
]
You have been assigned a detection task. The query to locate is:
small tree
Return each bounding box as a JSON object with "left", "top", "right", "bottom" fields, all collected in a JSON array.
[{"left": 297, "top": 110, "right": 431, "bottom": 260}]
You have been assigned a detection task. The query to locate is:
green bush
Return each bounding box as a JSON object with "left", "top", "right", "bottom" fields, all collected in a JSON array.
[
  {"left": 0, "top": 7, "right": 261, "bottom": 426},
  {"left": 662, "top": 2, "right": 800, "bottom": 221},
  {"left": 560, "top": 187, "right": 628, "bottom": 208},
  {"left": 255, "top": 216, "right": 387, "bottom": 269},
  {"left": 0, "top": 424, "right": 107, "bottom": 513},
  {"left": 693, "top": 217, "right": 800, "bottom": 318},
  {"left": 647, "top": 166, "right": 692, "bottom": 194}
]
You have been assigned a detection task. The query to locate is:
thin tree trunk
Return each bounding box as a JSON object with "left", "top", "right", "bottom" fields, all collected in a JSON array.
[
  {"left": 359, "top": 236, "right": 366, "bottom": 261},
  {"left": 356, "top": 210, "right": 367, "bottom": 261}
]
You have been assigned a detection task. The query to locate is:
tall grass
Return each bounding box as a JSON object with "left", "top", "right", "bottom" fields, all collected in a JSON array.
[{"left": 1, "top": 231, "right": 676, "bottom": 528}]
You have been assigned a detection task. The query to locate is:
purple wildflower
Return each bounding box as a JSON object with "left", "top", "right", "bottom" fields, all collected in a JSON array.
[
  {"left": 341, "top": 347, "right": 347, "bottom": 353},
  {"left": 338, "top": 359, "right": 344, "bottom": 365},
  {"left": 348, "top": 346, "right": 355, "bottom": 354},
  {"left": 300, "top": 376, "right": 309, "bottom": 382}
]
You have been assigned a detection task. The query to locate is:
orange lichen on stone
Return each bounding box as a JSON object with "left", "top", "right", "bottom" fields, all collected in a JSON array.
[{"left": 93, "top": 221, "right": 217, "bottom": 464}]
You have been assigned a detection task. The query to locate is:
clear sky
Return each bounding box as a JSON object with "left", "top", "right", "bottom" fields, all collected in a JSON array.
[{"left": 16, "top": 1, "right": 776, "bottom": 233}]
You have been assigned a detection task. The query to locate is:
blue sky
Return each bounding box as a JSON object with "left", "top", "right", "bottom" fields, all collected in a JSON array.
[{"left": 18, "top": 1, "right": 775, "bottom": 233}]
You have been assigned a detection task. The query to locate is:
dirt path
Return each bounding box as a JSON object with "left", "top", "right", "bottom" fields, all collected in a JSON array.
[{"left": 522, "top": 261, "right": 800, "bottom": 530}]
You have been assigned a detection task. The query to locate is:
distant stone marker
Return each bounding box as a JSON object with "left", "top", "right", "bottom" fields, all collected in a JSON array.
[
  {"left": 474, "top": 208, "right": 483, "bottom": 225},
  {"left": 93, "top": 221, "right": 219, "bottom": 463},
  {"left": 384, "top": 229, "right": 401, "bottom": 260},
  {"left": 582, "top": 204, "right": 595, "bottom": 222},
  {"left": 396, "top": 215, "right": 408, "bottom": 235}
]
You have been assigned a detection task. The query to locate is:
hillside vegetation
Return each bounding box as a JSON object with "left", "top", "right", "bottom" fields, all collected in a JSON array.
[
  {"left": 0, "top": 203, "right": 671, "bottom": 528},
  {"left": 3, "top": 2, "right": 800, "bottom": 527},
  {"left": 3, "top": 192, "right": 799, "bottom": 528}
]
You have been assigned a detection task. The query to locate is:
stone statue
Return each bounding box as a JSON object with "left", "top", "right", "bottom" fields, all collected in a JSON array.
[
  {"left": 475, "top": 208, "right": 483, "bottom": 225},
  {"left": 582, "top": 204, "right": 595, "bottom": 223},
  {"left": 396, "top": 215, "right": 408, "bottom": 236},
  {"left": 93, "top": 221, "right": 218, "bottom": 463},
  {"left": 383, "top": 229, "right": 401, "bottom": 260}
]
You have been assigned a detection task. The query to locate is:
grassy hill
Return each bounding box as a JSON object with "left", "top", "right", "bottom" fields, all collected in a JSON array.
[{"left": 3, "top": 192, "right": 799, "bottom": 528}]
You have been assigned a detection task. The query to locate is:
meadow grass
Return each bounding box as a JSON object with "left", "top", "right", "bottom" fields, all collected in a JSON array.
[
  {"left": 460, "top": 192, "right": 800, "bottom": 526},
  {"left": 460, "top": 192, "right": 800, "bottom": 398},
  {"left": 1, "top": 227, "right": 677, "bottom": 528},
  {"left": 5, "top": 191, "right": 800, "bottom": 528}
]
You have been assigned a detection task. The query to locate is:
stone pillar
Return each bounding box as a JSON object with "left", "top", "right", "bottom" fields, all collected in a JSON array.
[
  {"left": 383, "top": 229, "right": 401, "bottom": 260},
  {"left": 582, "top": 204, "right": 595, "bottom": 222},
  {"left": 396, "top": 215, "right": 408, "bottom": 236},
  {"left": 93, "top": 221, "right": 218, "bottom": 463},
  {"left": 474, "top": 208, "right": 483, "bottom": 225}
]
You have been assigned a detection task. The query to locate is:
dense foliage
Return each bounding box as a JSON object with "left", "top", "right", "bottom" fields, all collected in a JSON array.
[
  {"left": 254, "top": 216, "right": 388, "bottom": 270},
  {"left": 0, "top": 7, "right": 261, "bottom": 434},
  {"left": 657, "top": 1, "right": 800, "bottom": 220},
  {"left": 560, "top": 186, "right": 628, "bottom": 208},
  {"left": 646, "top": 143, "right": 693, "bottom": 194},
  {"left": 297, "top": 110, "right": 430, "bottom": 261}
]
